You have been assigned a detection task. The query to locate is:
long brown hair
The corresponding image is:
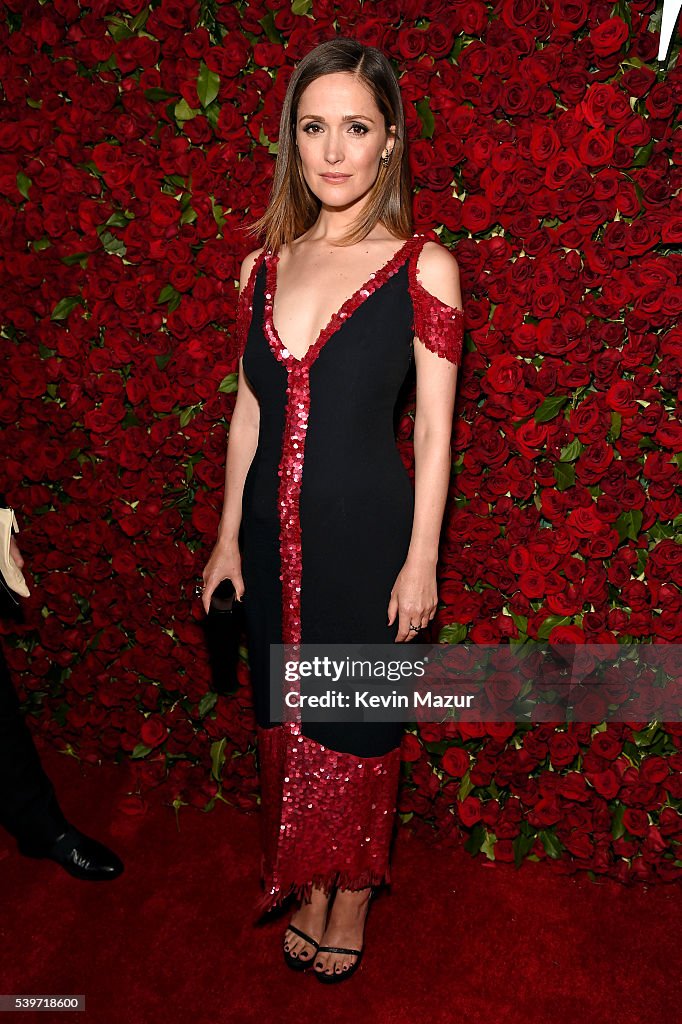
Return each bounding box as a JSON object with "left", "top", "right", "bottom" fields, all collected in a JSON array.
[{"left": 247, "top": 37, "right": 413, "bottom": 251}]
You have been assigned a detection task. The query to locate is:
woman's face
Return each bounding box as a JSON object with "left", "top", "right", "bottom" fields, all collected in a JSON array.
[{"left": 294, "top": 71, "right": 395, "bottom": 210}]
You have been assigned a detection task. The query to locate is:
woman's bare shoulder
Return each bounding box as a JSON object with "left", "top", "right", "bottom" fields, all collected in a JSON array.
[{"left": 414, "top": 239, "right": 460, "bottom": 307}]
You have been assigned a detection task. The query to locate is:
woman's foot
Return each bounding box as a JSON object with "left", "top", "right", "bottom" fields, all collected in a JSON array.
[
  {"left": 283, "top": 885, "right": 331, "bottom": 966},
  {"left": 313, "top": 886, "right": 372, "bottom": 978}
]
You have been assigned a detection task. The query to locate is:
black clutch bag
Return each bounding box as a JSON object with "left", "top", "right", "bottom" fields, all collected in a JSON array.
[{"left": 203, "top": 579, "right": 242, "bottom": 695}]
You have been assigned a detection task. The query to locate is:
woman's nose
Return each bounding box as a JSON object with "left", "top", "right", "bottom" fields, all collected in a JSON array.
[{"left": 323, "top": 131, "right": 344, "bottom": 164}]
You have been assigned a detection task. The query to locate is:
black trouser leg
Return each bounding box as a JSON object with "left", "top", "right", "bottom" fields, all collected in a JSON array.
[{"left": 0, "top": 641, "right": 68, "bottom": 852}]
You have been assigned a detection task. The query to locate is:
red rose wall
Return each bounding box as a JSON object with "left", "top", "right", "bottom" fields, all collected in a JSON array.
[{"left": 0, "top": 0, "right": 681, "bottom": 883}]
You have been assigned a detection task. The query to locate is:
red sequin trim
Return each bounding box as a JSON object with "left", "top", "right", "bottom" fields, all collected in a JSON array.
[
  {"left": 234, "top": 250, "right": 266, "bottom": 361},
  {"left": 254, "top": 725, "right": 402, "bottom": 921},
  {"left": 408, "top": 240, "right": 464, "bottom": 365},
  {"left": 263, "top": 235, "right": 421, "bottom": 368},
  {"left": 254, "top": 238, "right": 427, "bottom": 917}
]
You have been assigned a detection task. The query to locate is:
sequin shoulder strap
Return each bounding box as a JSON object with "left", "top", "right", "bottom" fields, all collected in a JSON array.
[
  {"left": 234, "top": 248, "right": 266, "bottom": 360},
  {"left": 407, "top": 235, "right": 464, "bottom": 366}
]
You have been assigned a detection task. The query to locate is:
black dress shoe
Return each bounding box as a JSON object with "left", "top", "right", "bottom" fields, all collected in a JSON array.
[{"left": 20, "top": 825, "right": 124, "bottom": 881}]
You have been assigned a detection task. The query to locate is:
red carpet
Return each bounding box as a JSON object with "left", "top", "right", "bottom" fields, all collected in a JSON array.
[{"left": 0, "top": 739, "right": 679, "bottom": 1024}]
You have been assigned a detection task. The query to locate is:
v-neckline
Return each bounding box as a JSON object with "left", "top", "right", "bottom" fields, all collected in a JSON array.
[{"left": 263, "top": 235, "right": 421, "bottom": 369}]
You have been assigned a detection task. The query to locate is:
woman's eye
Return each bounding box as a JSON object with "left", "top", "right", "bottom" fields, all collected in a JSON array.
[{"left": 301, "top": 123, "right": 369, "bottom": 135}]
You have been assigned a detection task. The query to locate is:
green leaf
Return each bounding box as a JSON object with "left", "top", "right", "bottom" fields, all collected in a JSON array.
[
  {"left": 510, "top": 612, "right": 528, "bottom": 633},
  {"left": 175, "top": 98, "right": 200, "bottom": 122},
  {"left": 144, "top": 87, "right": 176, "bottom": 102},
  {"left": 16, "top": 172, "right": 31, "bottom": 199},
  {"left": 632, "top": 141, "right": 653, "bottom": 167},
  {"left": 463, "top": 822, "right": 485, "bottom": 854},
  {"left": 538, "top": 829, "right": 563, "bottom": 859},
  {"left": 130, "top": 5, "right": 150, "bottom": 32},
  {"left": 457, "top": 767, "right": 474, "bottom": 801},
  {"left": 99, "top": 230, "right": 126, "bottom": 256},
  {"left": 608, "top": 411, "right": 622, "bottom": 440},
  {"left": 211, "top": 197, "right": 226, "bottom": 230},
  {"left": 559, "top": 437, "right": 583, "bottom": 462},
  {"left": 416, "top": 98, "right": 435, "bottom": 139},
  {"left": 218, "top": 373, "right": 239, "bottom": 394},
  {"left": 438, "top": 622, "right": 468, "bottom": 644},
  {"left": 534, "top": 394, "right": 568, "bottom": 423},
  {"left": 158, "top": 284, "right": 180, "bottom": 305},
  {"left": 631, "top": 721, "right": 661, "bottom": 747},
  {"left": 210, "top": 738, "right": 227, "bottom": 782},
  {"left": 51, "top": 295, "right": 83, "bottom": 321},
  {"left": 131, "top": 743, "right": 152, "bottom": 759},
  {"left": 198, "top": 690, "right": 218, "bottom": 717},
  {"left": 155, "top": 352, "right": 173, "bottom": 370},
  {"left": 205, "top": 103, "right": 220, "bottom": 131},
  {"left": 61, "top": 251, "right": 89, "bottom": 268},
  {"left": 197, "top": 61, "right": 220, "bottom": 107},
  {"left": 615, "top": 509, "right": 643, "bottom": 542},
  {"left": 513, "top": 831, "right": 536, "bottom": 867},
  {"left": 554, "top": 461, "right": 575, "bottom": 492},
  {"left": 537, "top": 614, "right": 571, "bottom": 641},
  {"left": 481, "top": 829, "right": 497, "bottom": 860},
  {"left": 179, "top": 405, "right": 200, "bottom": 427},
  {"left": 258, "top": 10, "right": 281, "bottom": 45},
  {"left": 291, "top": 0, "right": 313, "bottom": 14},
  {"left": 104, "top": 210, "right": 133, "bottom": 228},
  {"left": 121, "top": 410, "right": 142, "bottom": 428},
  {"left": 106, "top": 17, "right": 134, "bottom": 41}
]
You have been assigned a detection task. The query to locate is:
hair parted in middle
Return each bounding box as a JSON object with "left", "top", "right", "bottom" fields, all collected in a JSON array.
[{"left": 247, "top": 36, "right": 414, "bottom": 252}]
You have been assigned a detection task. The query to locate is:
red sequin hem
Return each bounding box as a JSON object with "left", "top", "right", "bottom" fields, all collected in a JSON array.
[
  {"left": 253, "top": 866, "right": 395, "bottom": 921},
  {"left": 254, "top": 724, "right": 402, "bottom": 920}
]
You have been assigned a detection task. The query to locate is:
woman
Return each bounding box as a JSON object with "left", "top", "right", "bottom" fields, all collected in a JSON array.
[{"left": 201, "top": 37, "right": 463, "bottom": 982}]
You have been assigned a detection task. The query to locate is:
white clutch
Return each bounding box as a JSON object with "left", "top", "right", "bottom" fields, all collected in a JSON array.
[{"left": 0, "top": 507, "right": 30, "bottom": 601}]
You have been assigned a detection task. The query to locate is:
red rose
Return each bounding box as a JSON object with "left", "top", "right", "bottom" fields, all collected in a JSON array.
[
  {"left": 140, "top": 717, "right": 168, "bottom": 749},
  {"left": 590, "top": 16, "right": 629, "bottom": 58},
  {"left": 548, "top": 732, "right": 580, "bottom": 767},
  {"left": 623, "top": 808, "right": 649, "bottom": 836},
  {"left": 442, "top": 746, "right": 470, "bottom": 777},
  {"left": 458, "top": 795, "right": 482, "bottom": 828}
]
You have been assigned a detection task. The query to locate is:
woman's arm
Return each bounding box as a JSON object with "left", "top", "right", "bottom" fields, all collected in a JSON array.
[
  {"left": 201, "top": 248, "right": 263, "bottom": 611},
  {"left": 388, "top": 241, "right": 462, "bottom": 641},
  {"left": 215, "top": 251, "right": 263, "bottom": 546}
]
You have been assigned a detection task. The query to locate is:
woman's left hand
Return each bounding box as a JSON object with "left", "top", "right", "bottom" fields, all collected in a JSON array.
[{"left": 387, "top": 559, "right": 438, "bottom": 643}]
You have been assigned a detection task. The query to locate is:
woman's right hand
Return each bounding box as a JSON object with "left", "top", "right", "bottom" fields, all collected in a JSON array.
[{"left": 200, "top": 539, "right": 245, "bottom": 616}]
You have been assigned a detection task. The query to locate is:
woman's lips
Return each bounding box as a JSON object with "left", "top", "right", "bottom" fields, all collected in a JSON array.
[{"left": 320, "top": 173, "right": 351, "bottom": 182}]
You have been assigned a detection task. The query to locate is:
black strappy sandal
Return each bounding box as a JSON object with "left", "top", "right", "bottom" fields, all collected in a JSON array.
[
  {"left": 283, "top": 923, "right": 321, "bottom": 971},
  {"left": 314, "top": 945, "right": 364, "bottom": 983}
]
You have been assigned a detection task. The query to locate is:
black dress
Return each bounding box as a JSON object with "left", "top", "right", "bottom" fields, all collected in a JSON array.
[{"left": 233, "top": 232, "right": 464, "bottom": 916}]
